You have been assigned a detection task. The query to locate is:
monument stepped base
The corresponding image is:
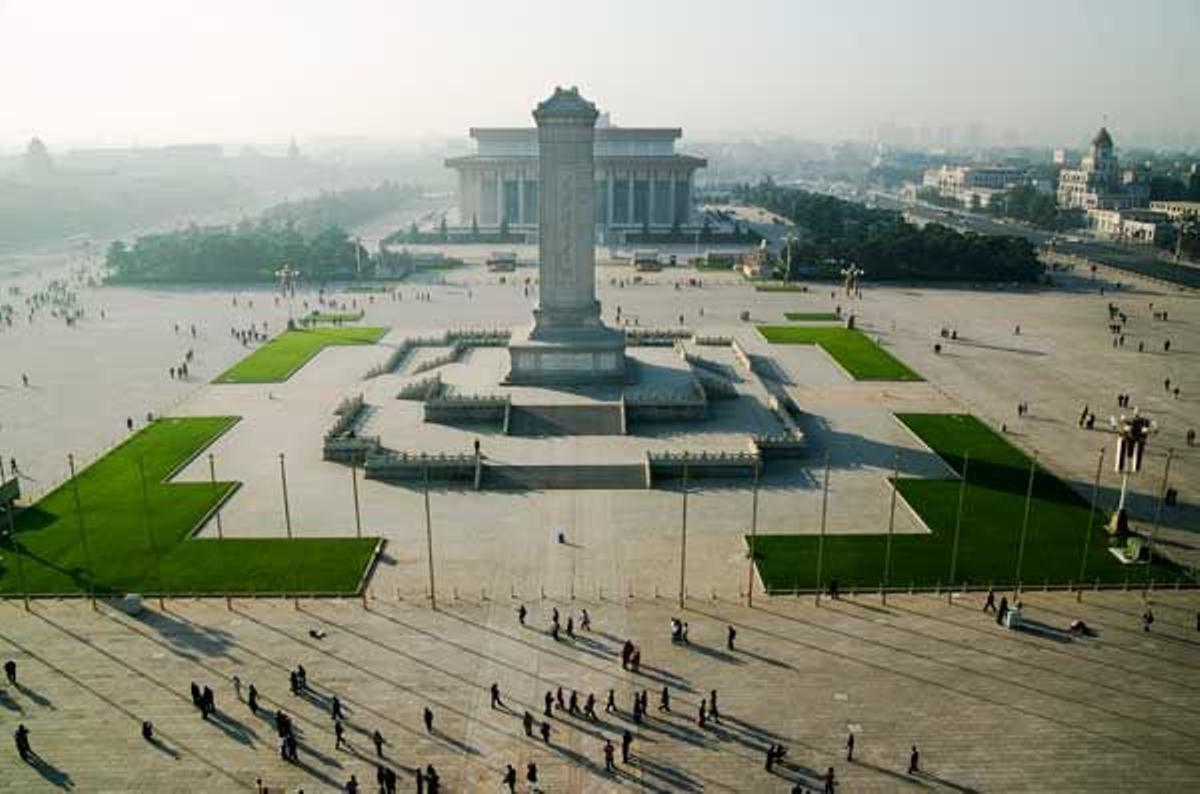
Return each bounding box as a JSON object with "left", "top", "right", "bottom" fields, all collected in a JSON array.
[{"left": 505, "top": 325, "right": 629, "bottom": 386}]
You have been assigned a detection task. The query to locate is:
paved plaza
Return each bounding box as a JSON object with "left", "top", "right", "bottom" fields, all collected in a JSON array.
[
  {"left": 2, "top": 590, "right": 1199, "bottom": 792},
  {"left": 3, "top": 244, "right": 1200, "bottom": 790}
]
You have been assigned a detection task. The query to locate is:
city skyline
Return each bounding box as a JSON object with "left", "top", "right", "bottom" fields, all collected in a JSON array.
[{"left": 2, "top": 0, "right": 1198, "bottom": 150}]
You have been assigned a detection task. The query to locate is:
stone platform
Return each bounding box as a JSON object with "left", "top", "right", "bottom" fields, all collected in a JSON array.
[{"left": 506, "top": 324, "right": 628, "bottom": 385}]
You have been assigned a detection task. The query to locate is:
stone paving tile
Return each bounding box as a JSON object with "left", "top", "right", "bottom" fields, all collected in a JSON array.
[{"left": 1, "top": 589, "right": 1198, "bottom": 792}]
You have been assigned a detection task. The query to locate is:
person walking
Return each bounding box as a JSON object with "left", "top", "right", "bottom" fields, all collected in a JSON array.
[
  {"left": 580, "top": 608, "right": 591, "bottom": 631},
  {"left": 698, "top": 698, "right": 707, "bottom": 728},
  {"left": 544, "top": 690, "right": 553, "bottom": 717},
  {"left": 247, "top": 683, "right": 259, "bottom": 714},
  {"left": 585, "top": 692, "right": 597, "bottom": 721},
  {"left": 566, "top": 617, "right": 575, "bottom": 639},
  {"left": 621, "top": 729, "right": 633, "bottom": 763},
  {"left": 604, "top": 739, "right": 615, "bottom": 772},
  {"left": 658, "top": 686, "right": 671, "bottom": 712},
  {"left": 983, "top": 589, "right": 996, "bottom": 613},
  {"left": 5, "top": 659, "right": 17, "bottom": 685},
  {"left": 823, "top": 766, "right": 837, "bottom": 793},
  {"left": 423, "top": 706, "right": 434, "bottom": 733},
  {"left": 517, "top": 604, "right": 527, "bottom": 626},
  {"left": 14, "top": 723, "right": 31, "bottom": 762},
  {"left": 846, "top": 731, "right": 855, "bottom": 762},
  {"left": 540, "top": 720, "right": 551, "bottom": 744},
  {"left": 331, "top": 694, "right": 344, "bottom": 720},
  {"left": 335, "top": 720, "right": 347, "bottom": 750},
  {"left": 490, "top": 682, "right": 503, "bottom": 710},
  {"left": 526, "top": 762, "right": 539, "bottom": 787},
  {"left": 1143, "top": 608, "right": 1155, "bottom": 632},
  {"left": 709, "top": 689, "right": 720, "bottom": 722},
  {"left": 372, "top": 728, "right": 384, "bottom": 757},
  {"left": 569, "top": 690, "right": 580, "bottom": 715},
  {"left": 908, "top": 744, "right": 920, "bottom": 774},
  {"left": 523, "top": 710, "right": 534, "bottom": 737},
  {"left": 503, "top": 764, "right": 517, "bottom": 793},
  {"left": 345, "top": 773, "right": 359, "bottom": 793},
  {"left": 606, "top": 688, "right": 617, "bottom": 714},
  {"left": 727, "top": 625, "right": 736, "bottom": 651}
]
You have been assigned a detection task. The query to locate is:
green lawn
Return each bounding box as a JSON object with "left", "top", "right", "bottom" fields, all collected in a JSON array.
[
  {"left": 783, "top": 312, "right": 841, "bottom": 322},
  {"left": 751, "top": 414, "right": 1184, "bottom": 592},
  {"left": 757, "top": 325, "right": 922, "bottom": 381},
  {"left": 0, "top": 417, "right": 377, "bottom": 596},
  {"left": 214, "top": 326, "right": 387, "bottom": 383},
  {"left": 754, "top": 284, "right": 808, "bottom": 292}
]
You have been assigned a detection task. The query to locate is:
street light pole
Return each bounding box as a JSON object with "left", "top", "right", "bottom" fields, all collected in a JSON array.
[
  {"left": 1145, "top": 449, "right": 1174, "bottom": 584},
  {"left": 279, "top": 453, "right": 293, "bottom": 539},
  {"left": 137, "top": 458, "right": 165, "bottom": 609},
  {"left": 209, "top": 453, "right": 223, "bottom": 539},
  {"left": 1014, "top": 455, "right": 1037, "bottom": 593},
  {"left": 678, "top": 460, "right": 690, "bottom": 610},
  {"left": 4, "top": 496, "right": 29, "bottom": 610},
  {"left": 1078, "top": 447, "right": 1106, "bottom": 595},
  {"left": 882, "top": 452, "right": 899, "bottom": 605},
  {"left": 68, "top": 454, "right": 96, "bottom": 609},
  {"left": 423, "top": 465, "right": 436, "bottom": 610},
  {"left": 948, "top": 451, "right": 970, "bottom": 603},
  {"left": 351, "top": 459, "right": 363, "bottom": 539},
  {"left": 747, "top": 461, "right": 760, "bottom": 607},
  {"left": 815, "top": 451, "right": 831, "bottom": 605}
]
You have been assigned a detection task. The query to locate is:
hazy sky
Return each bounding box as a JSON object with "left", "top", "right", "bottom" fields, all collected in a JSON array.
[{"left": 2, "top": 0, "right": 1197, "bottom": 149}]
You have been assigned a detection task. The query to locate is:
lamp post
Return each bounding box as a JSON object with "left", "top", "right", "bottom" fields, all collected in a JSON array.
[
  {"left": 1014, "top": 455, "right": 1037, "bottom": 593},
  {"left": 423, "top": 465, "right": 436, "bottom": 610},
  {"left": 1078, "top": 447, "right": 1106, "bottom": 596},
  {"left": 815, "top": 451, "right": 831, "bottom": 605},
  {"left": 882, "top": 452, "right": 899, "bottom": 605},
  {"left": 138, "top": 458, "right": 165, "bottom": 609},
  {"left": 747, "top": 461, "right": 760, "bottom": 607},
  {"left": 1145, "top": 449, "right": 1174, "bottom": 583},
  {"left": 3, "top": 496, "right": 29, "bottom": 610},
  {"left": 678, "top": 459, "right": 690, "bottom": 610},
  {"left": 209, "top": 454, "right": 223, "bottom": 539},
  {"left": 274, "top": 263, "right": 299, "bottom": 328},
  {"left": 948, "top": 451, "right": 969, "bottom": 603},
  {"left": 279, "top": 453, "right": 293, "bottom": 539},
  {"left": 351, "top": 459, "right": 363, "bottom": 539},
  {"left": 67, "top": 454, "right": 96, "bottom": 609},
  {"left": 1109, "top": 411, "right": 1155, "bottom": 535}
]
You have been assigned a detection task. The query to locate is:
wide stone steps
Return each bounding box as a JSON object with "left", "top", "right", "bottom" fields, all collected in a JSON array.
[
  {"left": 482, "top": 463, "right": 646, "bottom": 490},
  {"left": 506, "top": 404, "right": 624, "bottom": 436}
]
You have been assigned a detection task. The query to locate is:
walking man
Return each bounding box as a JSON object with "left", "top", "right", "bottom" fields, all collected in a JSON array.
[
  {"left": 14, "top": 723, "right": 31, "bottom": 761},
  {"left": 5, "top": 659, "right": 17, "bottom": 685},
  {"left": 983, "top": 589, "right": 996, "bottom": 613},
  {"left": 517, "top": 604, "right": 527, "bottom": 626},
  {"left": 709, "top": 689, "right": 720, "bottom": 722},
  {"left": 585, "top": 692, "right": 597, "bottom": 721},
  {"left": 540, "top": 720, "right": 551, "bottom": 744},
  {"left": 331, "top": 694, "right": 344, "bottom": 720},
  {"left": 659, "top": 686, "right": 671, "bottom": 712},
  {"left": 727, "top": 625, "right": 736, "bottom": 651},
  {"left": 490, "top": 682, "right": 503, "bottom": 710},
  {"left": 846, "top": 731, "right": 855, "bottom": 762},
  {"left": 372, "top": 729, "right": 384, "bottom": 757},
  {"left": 544, "top": 690, "right": 553, "bottom": 717},
  {"left": 523, "top": 710, "right": 534, "bottom": 737},
  {"left": 248, "top": 683, "right": 259, "bottom": 714},
  {"left": 503, "top": 764, "right": 517, "bottom": 793},
  {"left": 606, "top": 688, "right": 617, "bottom": 714},
  {"left": 335, "top": 720, "right": 347, "bottom": 750},
  {"left": 423, "top": 706, "right": 434, "bottom": 733},
  {"left": 604, "top": 739, "right": 615, "bottom": 773},
  {"left": 622, "top": 729, "right": 633, "bottom": 763},
  {"left": 908, "top": 744, "right": 920, "bottom": 774}
]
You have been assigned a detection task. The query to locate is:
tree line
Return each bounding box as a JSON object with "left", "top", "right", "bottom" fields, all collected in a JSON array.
[
  {"left": 105, "top": 183, "right": 418, "bottom": 283},
  {"left": 737, "top": 182, "right": 1044, "bottom": 283}
]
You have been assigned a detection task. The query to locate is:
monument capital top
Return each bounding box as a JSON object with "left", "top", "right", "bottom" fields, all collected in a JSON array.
[{"left": 533, "top": 86, "right": 599, "bottom": 124}]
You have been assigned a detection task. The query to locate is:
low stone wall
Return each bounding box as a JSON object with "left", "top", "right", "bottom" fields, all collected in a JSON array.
[
  {"left": 424, "top": 394, "right": 509, "bottom": 424},
  {"left": 647, "top": 450, "right": 762, "bottom": 480},
  {"left": 397, "top": 374, "right": 443, "bottom": 401},
  {"left": 752, "top": 432, "right": 806, "bottom": 459},
  {"left": 322, "top": 394, "right": 382, "bottom": 462},
  {"left": 625, "top": 377, "right": 708, "bottom": 422},
  {"left": 625, "top": 328, "right": 693, "bottom": 347},
  {"left": 364, "top": 451, "right": 476, "bottom": 483},
  {"left": 411, "top": 342, "right": 465, "bottom": 374}
]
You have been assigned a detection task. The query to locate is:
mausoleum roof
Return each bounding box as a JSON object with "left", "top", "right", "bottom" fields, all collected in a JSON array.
[{"left": 533, "top": 86, "right": 599, "bottom": 122}]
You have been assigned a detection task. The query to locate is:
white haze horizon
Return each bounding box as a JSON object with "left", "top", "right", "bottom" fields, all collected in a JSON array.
[{"left": 2, "top": 0, "right": 1198, "bottom": 153}]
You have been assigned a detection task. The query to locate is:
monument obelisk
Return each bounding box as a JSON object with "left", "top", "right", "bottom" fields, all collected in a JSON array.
[{"left": 507, "top": 86, "right": 627, "bottom": 384}]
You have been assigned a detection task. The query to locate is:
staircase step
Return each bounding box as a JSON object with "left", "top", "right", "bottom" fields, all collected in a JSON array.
[
  {"left": 482, "top": 464, "right": 645, "bottom": 490},
  {"left": 507, "top": 404, "right": 623, "bottom": 436}
]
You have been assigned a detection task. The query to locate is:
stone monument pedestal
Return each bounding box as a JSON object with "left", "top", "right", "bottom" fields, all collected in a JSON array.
[{"left": 507, "top": 325, "right": 628, "bottom": 385}]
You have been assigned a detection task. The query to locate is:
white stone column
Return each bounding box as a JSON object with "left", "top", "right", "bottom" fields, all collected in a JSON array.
[
  {"left": 649, "top": 174, "right": 656, "bottom": 229},
  {"left": 607, "top": 169, "right": 615, "bottom": 230},
  {"left": 496, "top": 169, "right": 504, "bottom": 228},
  {"left": 626, "top": 171, "right": 634, "bottom": 226},
  {"left": 670, "top": 173, "right": 678, "bottom": 226},
  {"left": 517, "top": 174, "right": 525, "bottom": 226}
]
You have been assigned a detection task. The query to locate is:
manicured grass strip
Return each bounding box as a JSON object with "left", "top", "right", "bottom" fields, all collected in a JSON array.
[
  {"left": 783, "top": 312, "right": 841, "bottom": 322},
  {"left": 214, "top": 326, "right": 387, "bottom": 383},
  {"left": 756, "top": 325, "right": 923, "bottom": 381},
  {"left": 755, "top": 285, "right": 808, "bottom": 292},
  {"left": 0, "top": 417, "right": 377, "bottom": 596},
  {"left": 750, "top": 413, "right": 1183, "bottom": 591}
]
